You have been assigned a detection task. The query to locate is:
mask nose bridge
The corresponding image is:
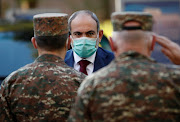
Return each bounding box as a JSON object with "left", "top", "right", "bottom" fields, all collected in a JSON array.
[{"left": 82, "top": 39, "right": 86, "bottom": 44}]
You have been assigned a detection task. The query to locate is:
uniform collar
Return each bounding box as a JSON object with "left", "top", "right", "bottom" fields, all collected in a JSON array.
[
  {"left": 35, "top": 54, "right": 64, "bottom": 63},
  {"left": 117, "top": 50, "right": 156, "bottom": 62}
]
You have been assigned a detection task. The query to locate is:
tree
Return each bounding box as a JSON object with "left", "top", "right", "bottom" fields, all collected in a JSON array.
[
  {"left": 64, "top": 0, "right": 113, "bottom": 21},
  {"left": 17, "top": 0, "right": 37, "bottom": 8}
]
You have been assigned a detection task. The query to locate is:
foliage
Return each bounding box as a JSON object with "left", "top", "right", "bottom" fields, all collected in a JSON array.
[
  {"left": 0, "top": 21, "right": 33, "bottom": 42},
  {"left": 0, "top": 22, "right": 33, "bottom": 32},
  {"left": 17, "top": 0, "right": 37, "bottom": 8},
  {"left": 64, "top": 0, "right": 111, "bottom": 20}
]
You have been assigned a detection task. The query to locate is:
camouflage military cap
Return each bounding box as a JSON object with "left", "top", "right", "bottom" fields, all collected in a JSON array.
[
  {"left": 33, "top": 13, "right": 68, "bottom": 37},
  {"left": 111, "top": 12, "right": 153, "bottom": 31}
]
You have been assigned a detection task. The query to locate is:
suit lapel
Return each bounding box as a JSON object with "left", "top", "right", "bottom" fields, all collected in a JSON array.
[
  {"left": 93, "top": 48, "right": 107, "bottom": 72},
  {"left": 65, "top": 50, "right": 74, "bottom": 67}
]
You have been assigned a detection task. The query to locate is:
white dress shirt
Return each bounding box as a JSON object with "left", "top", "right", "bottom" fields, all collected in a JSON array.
[{"left": 73, "top": 51, "right": 96, "bottom": 75}]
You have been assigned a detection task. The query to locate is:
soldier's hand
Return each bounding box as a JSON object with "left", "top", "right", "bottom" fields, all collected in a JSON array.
[{"left": 153, "top": 34, "right": 180, "bottom": 65}]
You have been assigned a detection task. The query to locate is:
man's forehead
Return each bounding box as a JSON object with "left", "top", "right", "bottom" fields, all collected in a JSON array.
[
  {"left": 71, "top": 14, "right": 96, "bottom": 25},
  {"left": 76, "top": 12, "right": 90, "bottom": 17},
  {"left": 73, "top": 30, "right": 95, "bottom": 33},
  {"left": 71, "top": 26, "right": 97, "bottom": 33}
]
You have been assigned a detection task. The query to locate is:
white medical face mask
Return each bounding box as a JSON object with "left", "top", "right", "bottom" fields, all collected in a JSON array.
[{"left": 71, "top": 35, "right": 99, "bottom": 58}]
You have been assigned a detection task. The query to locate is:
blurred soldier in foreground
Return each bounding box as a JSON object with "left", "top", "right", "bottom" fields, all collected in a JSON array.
[
  {"left": 0, "top": 13, "right": 86, "bottom": 121},
  {"left": 68, "top": 12, "right": 180, "bottom": 121}
]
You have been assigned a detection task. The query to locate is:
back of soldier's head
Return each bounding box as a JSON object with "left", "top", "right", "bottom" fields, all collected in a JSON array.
[{"left": 33, "top": 13, "right": 69, "bottom": 51}]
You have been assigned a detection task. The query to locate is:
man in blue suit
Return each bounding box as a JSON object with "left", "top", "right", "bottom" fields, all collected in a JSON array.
[{"left": 65, "top": 10, "right": 114, "bottom": 75}]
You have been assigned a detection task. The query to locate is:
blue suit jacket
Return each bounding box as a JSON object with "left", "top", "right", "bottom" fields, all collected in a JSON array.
[{"left": 65, "top": 47, "right": 115, "bottom": 72}]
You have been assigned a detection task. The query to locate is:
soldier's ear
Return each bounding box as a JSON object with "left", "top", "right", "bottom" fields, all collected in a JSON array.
[
  {"left": 31, "top": 37, "right": 38, "bottom": 49},
  {"left": 109, "top": 36, "right": 117, "bottom": 52},
  {"left": 150, "top": 35, "right": 156, "bottom": 51}
]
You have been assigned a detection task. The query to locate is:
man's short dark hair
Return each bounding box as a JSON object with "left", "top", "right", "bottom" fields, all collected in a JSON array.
[
  {"left": 35, "top": 33, "right": 68, "bottom": 51},
  {"left": 68, "top": 10, "right": 100, "bottom": 33}
]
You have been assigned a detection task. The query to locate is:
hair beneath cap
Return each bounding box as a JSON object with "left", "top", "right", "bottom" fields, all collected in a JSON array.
[{"left": 111, "top": 12, "right": 153, "bottom": 31}]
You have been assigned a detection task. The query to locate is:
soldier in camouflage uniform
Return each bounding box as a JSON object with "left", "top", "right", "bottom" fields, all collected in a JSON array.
[
  {"left": 68, "top": 12, "right": 180, "bottom": 121},
  {"left": 0, "top": 13, "right": 86, "bottom": 121}
]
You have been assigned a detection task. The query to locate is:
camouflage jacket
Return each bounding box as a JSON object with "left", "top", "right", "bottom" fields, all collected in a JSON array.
[
  {"left": 0, "top": 54, "right": 86, "bottom": 122},
  {"left": 68, "top": 51, "right": 180, "bottom": 122}
]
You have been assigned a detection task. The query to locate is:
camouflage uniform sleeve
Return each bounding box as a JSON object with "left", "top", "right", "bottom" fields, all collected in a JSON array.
[
  {"left": 0, "top": 72, "right": 16, "bottom": 121},
  {"left": 68, "top": 75, "right": 95, "bottom": 122},
  {"left": 69, "top": 68, "right": 87, "bottom": 85},
  {"left": 78, "top": 72, "right": 87, "bottom": 84}
]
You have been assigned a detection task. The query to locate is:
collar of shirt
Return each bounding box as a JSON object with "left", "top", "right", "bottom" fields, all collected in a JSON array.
[{"left": 73, "top": 51, "right": 96, "bottom": 75}]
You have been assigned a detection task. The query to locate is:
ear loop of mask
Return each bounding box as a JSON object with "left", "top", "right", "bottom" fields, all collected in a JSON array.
[
  {"left": 95, "top": 32, "right": 99, "bottom": 48},
  {"left": 70, "top": 35, "right": 74, "bottom": 48},
  {"left": 66, "top": 35, "right": 71, "bottom": 50}
]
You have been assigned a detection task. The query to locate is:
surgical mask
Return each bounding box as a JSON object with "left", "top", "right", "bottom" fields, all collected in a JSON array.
[{"left": 71, "top": 35, "right": 99, "bottom": 58}]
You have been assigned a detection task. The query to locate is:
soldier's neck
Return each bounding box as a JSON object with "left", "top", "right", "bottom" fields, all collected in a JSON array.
[
  {"left": 116, "top": 45, "right": 150, "bottom": 57},
  {"left": 38, "top": 47, "right": 66, "bottom": 60}
]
